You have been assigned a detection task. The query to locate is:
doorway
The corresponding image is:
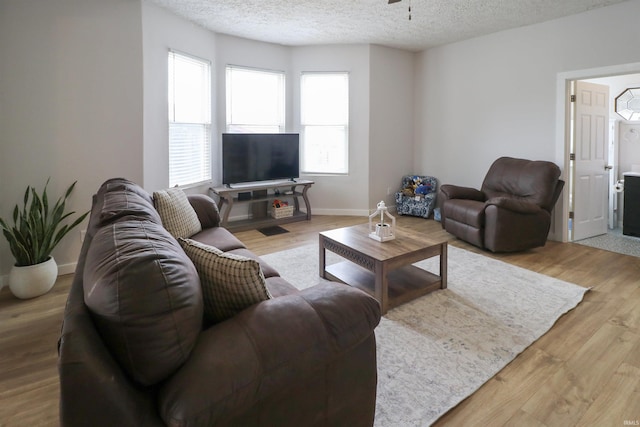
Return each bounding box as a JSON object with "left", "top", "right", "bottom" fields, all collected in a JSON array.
[
  {"left": 550, "top": 62, "right": 640, "bottom": 242},
  {"left": 563, "top": 73, "right": 640, "bottom": 241}
]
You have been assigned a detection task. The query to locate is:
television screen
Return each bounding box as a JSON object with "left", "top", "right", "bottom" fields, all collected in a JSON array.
[{"left": 222, "top": 133, "right": 300, "bottom": 186}]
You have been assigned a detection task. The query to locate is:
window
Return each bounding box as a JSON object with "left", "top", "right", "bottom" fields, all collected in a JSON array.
[
  {"left": 300, "top": 72, "right": 349, "bottom": 174},
  {"left": 168, "top": 51, "right": 211, "bottom": 187},
  {"left": 226, "top": 66, "right": 285, "bottom": 133}
]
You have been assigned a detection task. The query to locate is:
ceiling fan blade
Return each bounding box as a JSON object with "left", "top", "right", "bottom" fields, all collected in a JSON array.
[{"left": 388, "top": 0, "right": 402, "bottom": 4}]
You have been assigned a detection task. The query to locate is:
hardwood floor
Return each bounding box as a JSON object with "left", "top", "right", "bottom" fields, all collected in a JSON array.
[{"left": 1, "top": 215, "right": 638, "bottom": 426}]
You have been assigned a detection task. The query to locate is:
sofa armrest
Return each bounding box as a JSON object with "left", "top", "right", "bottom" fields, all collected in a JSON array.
[
  {"left": 158, "top": 283, "right": 381, "bottom": 426},
  {"left": 485, "top": 197, "right": 542, "bottom": 214},
  {"left": 440, "top": 184, "right": 485, "bottom": 201},
  {"left": 187, "top": 194, "right": 221, "bottom": 228},
  {"left": 58, "top": 275, "right": 164, "bottom": 427}
]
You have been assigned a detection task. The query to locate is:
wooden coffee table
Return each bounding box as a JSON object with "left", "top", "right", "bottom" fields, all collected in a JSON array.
[{"left": 319, "top": 224, "right": 447, "bottom": 315}]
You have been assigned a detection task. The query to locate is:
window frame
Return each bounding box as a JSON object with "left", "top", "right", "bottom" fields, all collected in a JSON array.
[
  {"left": 225, "top": 65, "right": 286, "bottom": 133},
  {"left": 300, "top": 71, "right": 350, "bottom": 175},
  {"left": 168, "top": 49, "right": 212, "bottom": 188}
]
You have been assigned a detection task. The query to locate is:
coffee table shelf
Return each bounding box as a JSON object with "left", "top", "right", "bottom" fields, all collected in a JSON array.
[{"left": 324, "top": 262, "right": 444, "bottom": 310}]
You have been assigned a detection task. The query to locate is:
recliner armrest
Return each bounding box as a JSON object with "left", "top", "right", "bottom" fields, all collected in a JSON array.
[
  {"left": 440, "top": 184, "right": 485, "bottom": 201},
  {"left": 485, "top": 197, "right": 542, "bottom": 214},
  {"left": 158, "top": 283, "right": 381, "bottom": 426},
  {"left": 187, "top": 194, "right": 221, "bottom": 228}
]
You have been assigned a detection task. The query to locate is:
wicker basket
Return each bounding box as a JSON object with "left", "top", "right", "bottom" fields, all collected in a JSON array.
[{"left": 271, "top": 205, "right": 294, "bottom": 219}]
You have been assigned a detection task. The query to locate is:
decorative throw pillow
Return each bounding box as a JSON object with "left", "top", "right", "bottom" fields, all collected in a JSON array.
[
  {"left": 153, "top": 187, "right": 202, "bottom": 239},
  {"left": 179, "top": 238, "right": 272, "bottom": 323}
]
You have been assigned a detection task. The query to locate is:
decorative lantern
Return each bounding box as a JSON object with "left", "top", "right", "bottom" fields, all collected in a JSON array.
[{"left": 369, "top": 201, "right": 396, "bottom": 242}]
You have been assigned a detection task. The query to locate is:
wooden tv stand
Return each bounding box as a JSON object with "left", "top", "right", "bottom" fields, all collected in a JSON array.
[{"left": 210, "top": 180, "right": 314, "bottom": 232}]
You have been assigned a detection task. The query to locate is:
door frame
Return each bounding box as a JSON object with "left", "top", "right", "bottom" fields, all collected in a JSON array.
[{"left": 554, "top": 62, "right": 640, "bottom": 243}]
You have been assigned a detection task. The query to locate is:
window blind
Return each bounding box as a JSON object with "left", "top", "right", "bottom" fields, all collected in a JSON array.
[
  {"left": 226, "top": 66, "right": 285, "bottom": 133},
  {"left": 168, "top": 51, "right": 211, "bottom": 187},
  {"left": 300, "top": 72, "right": 349, "bottom": 174}
]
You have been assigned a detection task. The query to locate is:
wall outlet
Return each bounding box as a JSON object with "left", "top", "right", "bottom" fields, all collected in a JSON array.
[{"left": 80, "top": 229, "right": 86, "bottom": 243}]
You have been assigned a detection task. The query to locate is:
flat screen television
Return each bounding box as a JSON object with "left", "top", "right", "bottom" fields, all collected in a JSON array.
[{"left": 222, "top": 133, "right": 300, "bottom": 186}]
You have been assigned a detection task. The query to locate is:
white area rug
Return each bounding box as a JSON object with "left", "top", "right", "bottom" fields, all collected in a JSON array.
[{"left": 261, "top": 244, "right": 589, "bottom": 426}]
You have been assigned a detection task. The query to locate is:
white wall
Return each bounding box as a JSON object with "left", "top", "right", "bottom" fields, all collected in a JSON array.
[
  {"left": 0, "top": 0, "right": 144, "bottom": 282},
  {"left": 414, "top": 0, "right": 640, "bottom": 240},
  {"left": 369, "top": 45, "right": 415, "bottom": 208}
]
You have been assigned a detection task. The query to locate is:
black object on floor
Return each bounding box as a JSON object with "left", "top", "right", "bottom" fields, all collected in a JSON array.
[{"left": 258, "top": 226, "right": 289, "bottom": 236}]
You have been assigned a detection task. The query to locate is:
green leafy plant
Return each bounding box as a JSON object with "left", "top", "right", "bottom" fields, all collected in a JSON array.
[{"left": 0, "top": 179, "right": 89, "bottom": 267}]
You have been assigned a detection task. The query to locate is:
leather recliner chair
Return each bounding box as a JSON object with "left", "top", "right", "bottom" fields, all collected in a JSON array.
[{"left": 439, "top": 157, "right": 564, "bottom": 253}]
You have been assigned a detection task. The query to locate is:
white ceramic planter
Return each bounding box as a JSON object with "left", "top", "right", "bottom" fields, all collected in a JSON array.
[{"left": 9, "top": 257, "right": 58, "bottom": 299}]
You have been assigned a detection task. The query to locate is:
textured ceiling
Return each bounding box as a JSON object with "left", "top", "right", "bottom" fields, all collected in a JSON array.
[{"left": 146, "top": 0, "right": 628, "bottom": 52}]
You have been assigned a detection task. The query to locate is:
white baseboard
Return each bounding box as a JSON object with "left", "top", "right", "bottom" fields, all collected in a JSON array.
[
  {"left": 229, "top": 209, "right": 374, "bottom": 220},
  {"left": 312, "top": 206, "right": 397, "bottom": 217},
  {"left": 58, "top": 262, "right": 77, "bottom": 276},
  {"left": 312, "top": 208, "right": 370, "bottom": 216}
]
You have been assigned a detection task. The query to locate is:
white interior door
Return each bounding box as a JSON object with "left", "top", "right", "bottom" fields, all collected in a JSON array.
[{"left": 572, "top": 81, "right": 609, "bottom": 241}]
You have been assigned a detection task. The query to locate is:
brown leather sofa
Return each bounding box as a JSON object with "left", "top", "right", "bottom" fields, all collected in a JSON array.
[
  {"left": 58, "top": 178, "right": 381, "bottom": 427},
  {"left": 439, "top": 157, "right": 564, "bottom": 252}
]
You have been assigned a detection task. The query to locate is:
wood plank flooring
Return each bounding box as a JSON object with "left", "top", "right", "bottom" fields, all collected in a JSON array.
[{"left": 1, "top": 215, "right": 638, "bottom": 426}]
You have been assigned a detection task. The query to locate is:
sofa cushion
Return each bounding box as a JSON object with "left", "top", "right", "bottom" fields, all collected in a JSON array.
[
  {"left": 190, "top": 226, "right": 246, "bottom": 252},
  {"left": 83, "top": 219, "right": 203, "bottom": 386},
  {"left": 179, "top": 238, "right": 272, "bottom": 323},
  {"left": 153, "top": 187, "right": 202, "bottom": 239},
  {"left": 96, "top": 178, "right": 162, "bottom": 227}
]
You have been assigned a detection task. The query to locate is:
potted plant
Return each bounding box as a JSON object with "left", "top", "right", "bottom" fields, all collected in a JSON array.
[{"left": 0, "top": 179, "right": 89, "bottom": 299}]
